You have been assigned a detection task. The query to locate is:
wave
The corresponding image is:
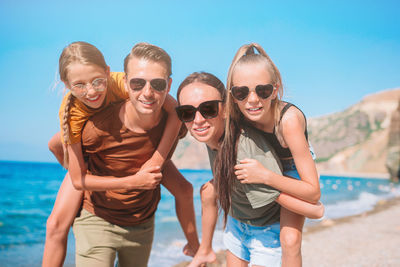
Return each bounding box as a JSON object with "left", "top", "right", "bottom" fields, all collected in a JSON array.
[{"left": 319, "top": 185, "right": 400, "bottom": 220}]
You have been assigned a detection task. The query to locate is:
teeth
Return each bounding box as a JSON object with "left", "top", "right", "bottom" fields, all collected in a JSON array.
[
  {"left": 141, "top": 101, "right": 155, "bottom": 104},
  {"left": 87, "top": 95, "right": 100, "bottom": 101},
  {"left": 248, "top": 107, "right": 261, "bottom": 111},
  {"left": 195, "top": 127, "right": 208, "bottom": 132}
]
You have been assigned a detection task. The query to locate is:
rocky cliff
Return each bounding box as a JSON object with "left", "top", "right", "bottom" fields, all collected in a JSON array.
[
  {"left": 310, "top": 88, "right": 400, "bottom": 175},
  {"left": 385, "top": 99, "right": 400, "bottom": 181},
  {"left": 171, "top": 88, "right": 400, "bottom": 176}
]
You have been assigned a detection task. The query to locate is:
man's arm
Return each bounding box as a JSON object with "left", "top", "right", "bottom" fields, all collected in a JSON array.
[{"left": 161, "top": 160, "right": 200, "bottom": 256}]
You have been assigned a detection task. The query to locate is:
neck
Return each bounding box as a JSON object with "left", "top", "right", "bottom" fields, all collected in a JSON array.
[
  {"left": 206, "top": 130, "right": 224, "bottom": 151},
  {"left": 207, "top": 140, "right": 219, "bottom": 151},
  {"left": 251, "top": 108, "right": 275, "bottom": 133},
  {"left": 120, "top": 101, "right": 162, "bottom": 132}
]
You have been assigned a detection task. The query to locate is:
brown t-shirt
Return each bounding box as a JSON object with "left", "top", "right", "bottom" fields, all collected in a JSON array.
[{"left": 81, "top": 100, "right": 167, "bottom": 226}]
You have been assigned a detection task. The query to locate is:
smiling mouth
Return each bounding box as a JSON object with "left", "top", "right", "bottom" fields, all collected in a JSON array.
[
  {"left": 87, "top": 95, "right": 101, "bottom": 102},
  {"left": 247, "top": 107, "right": 262, "bottom": 112},
  {"left": 140, "top": 100, "right": 156, "bottom": 105},
  {"left": 194, "top": 126, "right": 210, "bottom": 133}
]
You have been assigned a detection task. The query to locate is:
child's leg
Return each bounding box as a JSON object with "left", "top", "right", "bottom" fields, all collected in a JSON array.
[
  {"left": 42, "top": 173, "right": 83, "bottom": 267},
  {"left": 48, "top": 132, "right": 65, "bottom": 166},
  {"left": 280, "top": 207, "right": 305, "bottom": 267},
  {"left": 188, "top": 180, "right": 218, "bottom": 267},
  {"left": 161, "top": 160, "right": 200, "bottom": 256}
]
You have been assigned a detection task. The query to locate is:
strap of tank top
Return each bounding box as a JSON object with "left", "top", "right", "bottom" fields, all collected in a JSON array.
[
  {"left": 279, "top": 102, "right": 293, "bottom": 122},
  {"left": 279, "top": 102, "right": 309, "bottom": 140}
]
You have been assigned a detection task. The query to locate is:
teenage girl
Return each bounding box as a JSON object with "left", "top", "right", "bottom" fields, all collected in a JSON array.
[
  {"left": 42, "top": 41, "right": 199, "bottom": 267},
  {"left": 176, "top": 72, "right": 323, "bottom": 267},
  {"left": 225, "top": 43, "right": 321, "bottom": 266}
]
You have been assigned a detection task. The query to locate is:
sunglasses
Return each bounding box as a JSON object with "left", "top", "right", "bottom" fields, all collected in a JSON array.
[
  {"left": 231, "top": 84, "right": 274, "bottom": 101},
  {"left": 175, "top": 100, "right": 223, "bottom": 122},
  {"left": 129, "top": 78, "right": 168, "bottom": 92}
]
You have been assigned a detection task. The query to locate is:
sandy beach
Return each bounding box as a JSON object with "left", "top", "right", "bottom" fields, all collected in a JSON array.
[{"left": 175, "top": 197, "right": 400, "bottom": 267}]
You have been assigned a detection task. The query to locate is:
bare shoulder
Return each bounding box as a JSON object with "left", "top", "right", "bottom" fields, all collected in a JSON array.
[{"left": 279, "top": 104, "right": 306, "bottom": 135}]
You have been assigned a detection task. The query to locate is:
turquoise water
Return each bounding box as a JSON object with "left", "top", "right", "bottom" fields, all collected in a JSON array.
[{"left": 0, "top": 161, "right": 399, "bottom": 266}]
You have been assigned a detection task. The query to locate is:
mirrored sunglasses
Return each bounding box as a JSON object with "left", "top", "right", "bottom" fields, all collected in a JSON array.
[{"left": 129, "top": 78, "right": 167, "bottom": 92}]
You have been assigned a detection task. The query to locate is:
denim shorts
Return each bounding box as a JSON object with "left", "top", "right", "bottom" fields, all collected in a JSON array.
[
  {"left": 281, "top": 158, "right": 301, "bottom": 180},
  {"left": 281, "top": 143, "right": 315, "bottom": 180},
  {"left": 223, "top": 215, "right": 282, "bottom": 266}
]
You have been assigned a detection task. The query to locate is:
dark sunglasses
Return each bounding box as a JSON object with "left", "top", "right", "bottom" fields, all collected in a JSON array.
[
  {"left": 129, "top": 78, "right": 168, "bottom": 92},
  {"left": 231, "top": 84, "right": 274, "bottom": 101},
  {"left": 175, "top": 100, "right": 223, "bottom": 122}
]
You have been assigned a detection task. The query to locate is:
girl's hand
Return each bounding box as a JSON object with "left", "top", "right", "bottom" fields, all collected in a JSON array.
[
  {"left": 127, "top": 166, "right": 162, "bottom": 190},
  {"left": 234, "top": 158, "right": 270, "bottom": 184}
]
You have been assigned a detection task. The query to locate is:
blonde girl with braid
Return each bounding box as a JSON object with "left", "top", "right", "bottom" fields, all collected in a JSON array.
[
  {"left": 218, "top": 43, "right": 321, "bottom": 266},
  {"left": 43, "top": 41, "right": 199, "bottom": 267}
]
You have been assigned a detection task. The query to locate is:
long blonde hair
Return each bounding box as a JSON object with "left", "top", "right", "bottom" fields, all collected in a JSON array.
[
  {"left": 58, "top": 41, "right": 108, "bottom": 168},
  {"left": 215, "top": 43, "right": 284, "bottom": 225}
]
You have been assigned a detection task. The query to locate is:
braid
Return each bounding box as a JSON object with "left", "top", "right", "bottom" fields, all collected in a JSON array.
[{"left": 62, "top": 94, "right": 72, "bottom": 169}]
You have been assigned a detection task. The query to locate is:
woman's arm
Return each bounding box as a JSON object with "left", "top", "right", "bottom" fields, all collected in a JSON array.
[{"left": 67, "top": 142, "right": 162, "bottom": 191}]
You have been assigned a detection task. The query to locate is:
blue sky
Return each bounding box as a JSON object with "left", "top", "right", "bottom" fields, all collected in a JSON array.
[{"left": 0, "top": 0, "right": 399, "bottom": 162}]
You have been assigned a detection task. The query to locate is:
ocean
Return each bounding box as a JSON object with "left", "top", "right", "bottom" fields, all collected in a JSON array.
[{"left": 0, "top": 160, "right": 399, "bottom": 266}]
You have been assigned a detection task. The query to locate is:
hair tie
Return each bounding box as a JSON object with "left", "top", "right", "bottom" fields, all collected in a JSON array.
[{"left": 245, "top": 45, "right": 256, "bottom": 56}]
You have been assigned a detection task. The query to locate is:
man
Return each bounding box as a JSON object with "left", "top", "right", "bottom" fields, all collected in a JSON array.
[{"left": 72, "top": 43, "right": 199, "bottom": 266}]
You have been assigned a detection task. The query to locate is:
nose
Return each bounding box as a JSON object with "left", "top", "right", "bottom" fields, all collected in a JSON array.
[
  {"left": 193, "top": 110, "right": 206, "bottom": 125},
  {"left": 142, "top": 82, "right": 154, "bottom": 98},
  {"left": 247, "top": 90, "right": 259, "bottom": 103},
  {"left": 86, "top": 85, "right": 97, "bottom": 97}
]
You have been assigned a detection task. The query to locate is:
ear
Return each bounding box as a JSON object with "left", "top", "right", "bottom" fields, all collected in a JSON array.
[
  {"left": 166, "top": 77, "right": 172, "bottom": 93},
  {"left": 105, "top": 65, "right": 110, "bottom": 76}
]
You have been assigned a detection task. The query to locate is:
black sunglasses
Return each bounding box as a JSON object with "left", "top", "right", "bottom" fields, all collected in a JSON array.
[
  {"left": 129, "top": 78, "right": 168, "bottom": 92},
  {"left": 231, "top": 84, "right": 274, "bottom": 101},
  {"left": 175, "top": 100, "right": 223, "bottom": 122}
]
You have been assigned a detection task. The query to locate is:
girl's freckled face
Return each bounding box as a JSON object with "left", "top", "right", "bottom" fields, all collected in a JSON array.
[{"left": 66, "top": 63, "right": 109, "bottom": 109}]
